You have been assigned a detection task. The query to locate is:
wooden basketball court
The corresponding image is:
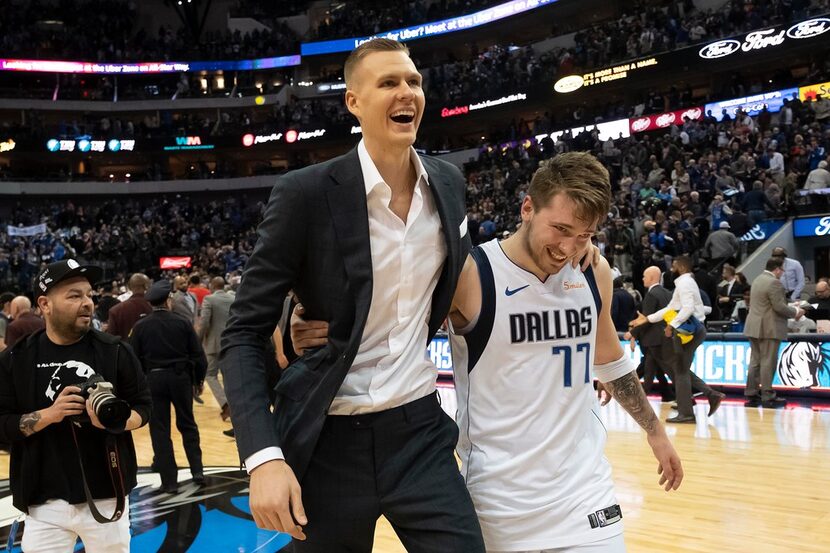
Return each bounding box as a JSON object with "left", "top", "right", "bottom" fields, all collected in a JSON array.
[{"left": 3, "top": 389, "right": 829, "bottom": 552}]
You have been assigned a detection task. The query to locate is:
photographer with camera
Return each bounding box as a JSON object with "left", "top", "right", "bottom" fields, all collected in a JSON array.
[
  {"left": 129, "top": 279, "right": 207, "bottom": 494},
  {"left": 0, "top": 260, "right": 152, "bottom": 553}
]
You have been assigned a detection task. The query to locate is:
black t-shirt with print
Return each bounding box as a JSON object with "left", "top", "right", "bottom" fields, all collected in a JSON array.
[{"left": 30, "top": 332, "right": 120, "bottom": 506}]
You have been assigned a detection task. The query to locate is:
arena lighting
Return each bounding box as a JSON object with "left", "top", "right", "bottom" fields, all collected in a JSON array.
[
  {"left": 0, "top": 54, "right": 301, "bottom": 74},
  {"left": 255, "top": 95, "right": 265, "bottom": 105},
  {"left": 0, "top": 139, "right": 16, "bottom": 152},
  {"left": 284, "top": 129, "right": 327, "bottom": 143},
  {"left": 285, "top": 130, "right": 298, "bottom": 144},
  {"left": 301, "top": 0, "right": 563, "bottom": 55}
]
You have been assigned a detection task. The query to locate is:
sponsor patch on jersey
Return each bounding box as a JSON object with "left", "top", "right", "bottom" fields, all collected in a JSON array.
[{"left": 587, "top": 504, "right": 622, "bottom": 529}]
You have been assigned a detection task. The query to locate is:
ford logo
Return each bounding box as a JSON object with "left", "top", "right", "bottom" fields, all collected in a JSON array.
[
  {"left": 699, "top": 39, "right": 741, "bottom": 59},
  {"left": 786, "top": 18, "right": 830, "bottom": 39}
]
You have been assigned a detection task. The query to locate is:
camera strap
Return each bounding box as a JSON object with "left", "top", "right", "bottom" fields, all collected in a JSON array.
[{"left": 70, "top": 425, "right": 126, "bottom": 523}]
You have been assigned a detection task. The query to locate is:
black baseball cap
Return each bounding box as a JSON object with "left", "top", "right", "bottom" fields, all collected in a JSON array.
[{"left": 34, "top": 259, "right": 104, "bottom": 298}]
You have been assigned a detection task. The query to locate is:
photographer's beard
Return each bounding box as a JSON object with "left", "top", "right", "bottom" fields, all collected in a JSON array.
[{"left": 49, "top": 305, "right": 93, "bottom": 343}]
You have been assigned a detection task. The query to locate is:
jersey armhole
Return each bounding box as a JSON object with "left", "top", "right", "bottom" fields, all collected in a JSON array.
[
  {"left": 461, "top": 246, "right": 496, "bottom": 373},
  {"left": 584, "top": 264, "right": 603, "bottom": 314}
]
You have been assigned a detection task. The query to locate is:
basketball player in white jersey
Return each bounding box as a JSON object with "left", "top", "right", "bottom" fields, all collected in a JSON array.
[
  {"left": 446, "top": 152, "right": 682, "bottom": 553},
  {"left": 290, "top": 152, "right": 682, "bottom": 552}
]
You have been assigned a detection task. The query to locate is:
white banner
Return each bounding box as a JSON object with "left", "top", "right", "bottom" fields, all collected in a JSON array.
[{"left": 7, "top": 223, "right": 47, "bottom": 237}]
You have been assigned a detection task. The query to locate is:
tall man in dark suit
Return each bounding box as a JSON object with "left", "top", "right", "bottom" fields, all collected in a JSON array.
[
  {"left": 629, "top": 266, "right": 674, "bottom": 400},
  {"left": 220, "top": 39, "right": 484, "bottom": 552},
  {"left": 744, "top": 257, "right": 804, "bottom": 408}
]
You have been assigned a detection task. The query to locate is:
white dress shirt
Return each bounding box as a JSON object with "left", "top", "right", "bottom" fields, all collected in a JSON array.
[
  {"left": 246, "top": 140, "right": 446, "bottom": 472},
  {"left": 647, "top": 272, "right": 707, "bottom": 328}
]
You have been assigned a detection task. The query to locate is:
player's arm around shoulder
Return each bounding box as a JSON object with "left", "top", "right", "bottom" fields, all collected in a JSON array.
[
  {"left": 448, "top": 254, "right": 482, "bottom": 333},
  {"left": 592, "top": 257, "right": 684, "bottom": 491}
]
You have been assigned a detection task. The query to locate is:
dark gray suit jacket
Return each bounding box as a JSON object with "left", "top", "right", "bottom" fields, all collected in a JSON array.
[
  {"left": 220, "top": 147, "right": 471, "bottom": 479},
  {"left": 631, "top": 285, "right": 672, "bottom": 347}
]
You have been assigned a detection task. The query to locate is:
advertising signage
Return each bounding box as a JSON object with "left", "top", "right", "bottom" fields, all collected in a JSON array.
[
  {"left": 0, "top": 55, "right": 301, "bottom": 74},
  {"left": 46, "top": 138, "right": 135, "bottom": 153},
  {"left": 793, "top": 216, "right": 830, "bottom": 238},
  {"left": 697, "top": 17, "right": 830, "bottom": 60},
  {"left": 431, "top": 335, "right": 830, "bottom": 392},
  {"left": 629, "top": 106, "right": 703, "bottom": 133},
  {"left": 301, "top": 0, "right": 562, "bottom": 56},
  {"left": 800, "top": 80, "right": 830, "bottom": 101},
  {"left": 704, "top": 87, "right": 799, "bottom": 121},
  {"left": 440, "top": 92, "right": 527, "bottom": 118},
  {"left": 740, "top": 220, "right": 785, "bottom": 242}
]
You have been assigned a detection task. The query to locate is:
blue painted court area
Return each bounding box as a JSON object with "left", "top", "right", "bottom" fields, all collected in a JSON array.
[{"left": 1, "top": 468, "right": 292, "bottom": 553}]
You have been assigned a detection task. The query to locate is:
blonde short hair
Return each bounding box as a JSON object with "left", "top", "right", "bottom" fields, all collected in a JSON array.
[{"left": 344, "top": 38, "right": 410, "bottom": 85}]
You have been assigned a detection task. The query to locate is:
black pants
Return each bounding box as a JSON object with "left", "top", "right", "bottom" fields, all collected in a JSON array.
[
  {"left": 291, "top": 393, "right": 484, "bottom": 553},
  {"left": 670, "top": 326, "right": 712, "bottom": 417},
  {"left": 641, "top": 346, "right": 671, "bottom": 397},
  {"left": 148, "top": 370, "right": 203, "bottom": 487}
]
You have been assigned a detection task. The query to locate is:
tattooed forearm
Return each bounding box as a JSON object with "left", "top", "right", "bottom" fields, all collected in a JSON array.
[
  {"left": 603, "top": 371, "right": 659, "bottom": 435},
  {"left": 19, "top": 411, "right": 42, "bottom": 437}
]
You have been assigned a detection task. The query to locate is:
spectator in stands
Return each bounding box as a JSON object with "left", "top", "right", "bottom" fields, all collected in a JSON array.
[
  {"left": 703, "top": 221, "right": 739, "bottom": 268},
  {"left": 742, "top": 180, "right": 776, "bottom": 226},
  {"left": 805, "top": 161, "right": 830, "bottom": 190}
]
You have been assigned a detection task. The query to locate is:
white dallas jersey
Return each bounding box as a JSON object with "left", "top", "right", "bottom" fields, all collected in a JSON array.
[{"left": 451, "top": 239, "right": 621, "bottom": 551}]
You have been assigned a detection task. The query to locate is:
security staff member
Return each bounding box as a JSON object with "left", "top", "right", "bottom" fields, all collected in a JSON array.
[{"left": 130, "top": 280, "right": 207, "bottom": 494}]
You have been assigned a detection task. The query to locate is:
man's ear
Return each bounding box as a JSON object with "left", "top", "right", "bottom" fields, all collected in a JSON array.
[{"left": 345, "top": 89, "right": 360, "bottom": 120}]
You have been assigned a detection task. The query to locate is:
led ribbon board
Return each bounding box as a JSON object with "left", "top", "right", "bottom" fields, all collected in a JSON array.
[
  {"left": 0, "top": 55, "right": 301, "bottom": 74},
  {"left": 301, "top": 0, "right": 562, "bottom": 56}
]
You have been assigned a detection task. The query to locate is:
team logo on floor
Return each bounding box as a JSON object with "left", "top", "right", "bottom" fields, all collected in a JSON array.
[
  {"left": 777, "top": 342, "right": 830, "bottom": 389},
  {"left": 0, "top": 468, "right": 291, "bottom": 552}
]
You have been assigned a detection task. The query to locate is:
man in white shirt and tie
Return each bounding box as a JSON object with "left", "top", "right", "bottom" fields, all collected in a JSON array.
[
  {"left": 631, "top": 256, "right": 723, "bottom": 423},
  {"left": 772, "top": 247, "right": 805, "bottom": 301}
]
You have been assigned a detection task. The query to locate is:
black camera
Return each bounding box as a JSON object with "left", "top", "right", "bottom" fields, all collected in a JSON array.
[{"left": 72, "top": 375, "right": 131, "bottom": 430}]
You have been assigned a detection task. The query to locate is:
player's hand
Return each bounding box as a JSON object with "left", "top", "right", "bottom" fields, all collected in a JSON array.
[
  {"left": 573, "top": 244, "right": 601, "bottom": 271},
  {"left": 647, "top": 433, "right": 683, "bottom": 491},
  {"left": 249, "top": 460, "right": 307, "bottom": 539},
  {"left": 45, "top": 386, "right": 86, "bottom": 424},
  {"left": 596, "top": 382, "right": 613, "bottom": 406},
  {"left": 290, "top": 303, "right": 329, "bottom": 355}
]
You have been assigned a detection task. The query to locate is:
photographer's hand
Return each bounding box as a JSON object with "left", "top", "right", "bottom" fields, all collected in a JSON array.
[
  {"left": 20, "top": 386, "right": 85, "bottom": 437},
  {"left": 85, "top": 399, "right": 106, "bottom": 430}
]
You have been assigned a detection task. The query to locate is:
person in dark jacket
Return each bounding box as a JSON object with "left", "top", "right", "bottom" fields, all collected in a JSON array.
[
  {"left": 0, "top": 259, "right": 151, "bottom": 552},
  {"left": 130, "top": 279, "right": 207, "bottom": 494},
  {"left": 106, "top": 273, "right": 151, "bottom": 340},
  {"left": 611, "top": 277, "right": 637, "bottom": 332}
]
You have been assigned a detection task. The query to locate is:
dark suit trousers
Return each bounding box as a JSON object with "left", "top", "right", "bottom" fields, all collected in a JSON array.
[
  {"left": 291, "top": 393, "right": 484, "bottom": 553},
  {"left": 642, "top": 345, "right": 670, "bottom": 394},
  {"left": 746, "top": 338, "right": 780, "bottom": 401},
  {"left": 671, "top": 326, "right": 710, "bottom": 417},
  {"left": 148, "top": 370, "right": 203, "bottom": 486}
]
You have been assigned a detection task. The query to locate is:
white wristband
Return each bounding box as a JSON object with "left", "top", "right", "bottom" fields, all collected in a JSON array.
[{"left": 594, "top": 353, "right": 636, "bottom": 384}]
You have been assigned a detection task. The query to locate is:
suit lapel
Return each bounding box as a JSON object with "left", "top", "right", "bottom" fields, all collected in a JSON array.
[
  {"left": 424, "top": 158, "right": 459, "bottom": 277},
  {"left": 326, "top": 149, "right": 373, "bottom": 310}
]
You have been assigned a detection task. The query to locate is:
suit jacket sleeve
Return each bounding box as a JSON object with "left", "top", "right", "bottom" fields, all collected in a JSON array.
[
  {"left": 768, "top": 278, "right": 798, "bottom": 319},
  {"left": 198, "top": 296, "right": 212, "bottom": 343},
  {"left": 631, "top": 290, "right": 657, "bottom": 340},
  {"left": 220, "top": 174, "right": 308, "bottom": 460}
]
